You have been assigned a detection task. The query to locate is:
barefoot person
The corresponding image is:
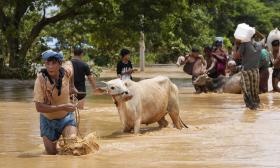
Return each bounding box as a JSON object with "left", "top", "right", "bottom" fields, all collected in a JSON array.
[
  {"left": 71, "top": 47, "right": 97, "bottom": 109},
  {"left": 33, "top": 50, "right": 77, "bottom": 155}
]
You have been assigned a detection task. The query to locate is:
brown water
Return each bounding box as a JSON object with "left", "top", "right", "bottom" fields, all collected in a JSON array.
[{"left": 0, "top": 79, "right": 280, "bottom": 168}]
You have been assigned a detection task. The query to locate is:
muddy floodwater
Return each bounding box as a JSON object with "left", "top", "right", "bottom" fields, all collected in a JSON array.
[{"left": 0, "top": 77, "right": 280, "bottom": 168}]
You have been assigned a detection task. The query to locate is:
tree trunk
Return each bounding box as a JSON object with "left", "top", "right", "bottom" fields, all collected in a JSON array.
[
  {"left": 139, "top": 31, "right": 145, "bottom": 71},
  {"left": 0, "top": 56, "right": 3, "bottom": 72},
  {"left": 7, "top": 37, "right": 20, "bottom": 68}
]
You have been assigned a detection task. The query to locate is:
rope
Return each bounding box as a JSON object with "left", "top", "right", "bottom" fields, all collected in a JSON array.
[
  {"left": 71, "top": 94, "right": 81, "bottom": 136},
  {"left": 56, "top": 94, "right": 100, "bottom": 155}
]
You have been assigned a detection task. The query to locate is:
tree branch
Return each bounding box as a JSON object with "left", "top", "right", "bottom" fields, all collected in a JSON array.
[
  {"left": 14, "top": 1, "right": 32, "bottom": 26},
  {"left": 0, "top": 8, "right": 8, "bottom": 31},
  {"left": 20, "top": 0, "right": 91, "bottom": 57}
]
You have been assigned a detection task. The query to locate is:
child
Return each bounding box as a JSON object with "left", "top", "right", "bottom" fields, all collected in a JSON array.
[{"left": 117, "top": 49, "right": 135, "bottom": 80}]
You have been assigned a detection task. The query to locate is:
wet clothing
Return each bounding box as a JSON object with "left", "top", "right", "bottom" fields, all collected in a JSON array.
[
  {"left": 71, "top": 59, "right": 92, "bottom": 100},
  {"left": 183, "top": 61, "right": 196, "bottom": 75},
  {"left": 40, "top": 112, "right": 76, "bottom": 141},
  {"left": 259, "top": 49, "right": 270, "bottom": 70},
  {"left": 259, "top": 68, "right": 269, "bottom": 93},
  {"left": 272, "top": 68, "right": 280, "bottom": 79},
  {"left": 205, "top": 56, "right": 219, "bottom": 78},
  {"left": 212, "top": 48, "right": 227, "bottom": 76},
  {"left": 238, "top": 42, "right": 260, "bottom": 70},
  {"left": 272, "top": 48, "right": 280, "bottom": 79},
  {"left": 240, "top": 68, "right": 260, "bottom": 109},
  {"left": 239, "top": 41, "right": 261, "bottom": 109},
  {"left": 259, "top": 49, "right": 270, "bottom": 93},
  {"left": 33, "top": 61, "right": 73, "bottom": 120},
  {"left": 117, "top": 60, "right": 133, "bottom": 80}
]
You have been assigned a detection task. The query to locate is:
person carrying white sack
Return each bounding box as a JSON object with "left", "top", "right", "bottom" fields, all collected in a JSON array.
[{"left": 234, "top": 23, "right": 261, "bottom": 110}]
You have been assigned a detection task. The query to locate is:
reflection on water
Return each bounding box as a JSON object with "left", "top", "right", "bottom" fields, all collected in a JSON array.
[
  {"left": 0, "top": 78, "right": 192, "bottom": 101},
  {"left": 0, "top": 79, "right": 280, "bottom": 168}
]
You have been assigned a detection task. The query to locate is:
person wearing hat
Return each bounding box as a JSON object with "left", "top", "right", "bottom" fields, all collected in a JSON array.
[{"left": 33, "top": 50, "right": 78, "bottom": 155}]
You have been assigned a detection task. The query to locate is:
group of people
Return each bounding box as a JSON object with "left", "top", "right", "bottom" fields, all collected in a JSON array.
[
  {"left": 179, "top": 31, "right": 280, "bottom": 110},
  {"left": 33, "top": 47, "right": 134, "bottom": 154},
  {"left": 33, "top": 27, "right": 280, "bottom": 154}
]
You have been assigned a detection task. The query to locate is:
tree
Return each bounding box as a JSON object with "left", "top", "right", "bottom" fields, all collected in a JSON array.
[
  {"left": 211, "top": 0, "right": 276, "bottom": 38},
  {"left": 0, "top": 0, "right": 107, "bottom": 70}
]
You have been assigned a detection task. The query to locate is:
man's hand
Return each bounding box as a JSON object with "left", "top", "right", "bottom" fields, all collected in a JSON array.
[{"left": 93, "top": 88, "right": 107, "bottom": 95}]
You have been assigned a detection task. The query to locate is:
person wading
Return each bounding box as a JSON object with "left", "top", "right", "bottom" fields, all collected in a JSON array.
[
  {"left": 210, "top": 39, "right": 228, "bottom": 77},
  {"left": 237, "top": 37, "right": 261, "bottom": 110},
  {"left": 271, "top": 40, "right": 280, "bottom": 92},
  {"left": 182, "top": 48, "right": 207, "bottom": 93},
  {"left": 33, "top": 50, "right": 78, "bottom": 155},
  {"left": 71, "top": 47, "right": 97, "bottom": 109}
]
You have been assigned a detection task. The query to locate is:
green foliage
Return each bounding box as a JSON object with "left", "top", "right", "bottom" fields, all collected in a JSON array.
[
  {"left": 1, "top": 0, "right": 280, "bottom": 79},
  {"left": 90, "top": 65, "right": 103, "bottom": 79},
  {"left": 223, "top": 37, "right": 233, "bottom": 49}
]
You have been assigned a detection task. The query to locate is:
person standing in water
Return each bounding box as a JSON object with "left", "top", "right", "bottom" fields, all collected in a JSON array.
[
  {"left": 259, "top": 45, "right": 270, "bottom": 93},
  {"left": 33, "top": 50, "right": 77, "bottom": 155},
  {"left": 238, "top": 37, "right": 261, "bottom": 110},
  {"left": 117, "top": 49, "right": 135, "bottom": 80},
  {"left": 211, "top": 39, "right": 227, "bottom": 77},
  {"left": 71, "top": 47, "right": 97, "bottom": 109},
  {"left": 181, "top": 48, "right": 207, "bottom": 93},
  {"left": 271, "top": 40, "right": 280, "bottom": 92}
]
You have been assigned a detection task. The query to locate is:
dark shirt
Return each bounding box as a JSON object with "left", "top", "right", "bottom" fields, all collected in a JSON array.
[
  {"left": 117, "top": 60, "right": 133, "bottom": 80},
  {"left": 238, "top": 42, "right": 260, "bottom": 70},
  {"left": 71, "top": 59, "right": 92, "bottom": 100}
]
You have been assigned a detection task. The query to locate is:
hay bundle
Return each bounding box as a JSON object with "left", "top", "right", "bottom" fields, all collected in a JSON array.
[{"left": 58, "top": 133, "right": 99, "bottom": 156}]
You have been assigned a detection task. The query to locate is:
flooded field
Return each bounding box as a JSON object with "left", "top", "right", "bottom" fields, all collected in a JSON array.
[{"left": 0, "top": 76, "right": 280, "bottom": 168}]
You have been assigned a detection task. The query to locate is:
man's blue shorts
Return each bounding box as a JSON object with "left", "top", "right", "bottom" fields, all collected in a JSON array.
[{"left": 40, "top": 112, "right": 76, "bottom": 141}]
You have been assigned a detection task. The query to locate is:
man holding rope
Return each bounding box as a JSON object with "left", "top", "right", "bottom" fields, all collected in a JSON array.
[
  {"left": 33, "top": 50, "right": 78, "bottom": 155},
  {"left": 71, "top": 47, "right": 97, "bottom": 109}
]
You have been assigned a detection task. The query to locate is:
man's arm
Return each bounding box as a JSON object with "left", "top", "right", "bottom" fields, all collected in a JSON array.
[
  {"left": 183, "top": 54, "right": 190, "bottom": 64},
  {"left": 35, "top": 102, "right": 76, "bottom": 113},
  {"left": 87, "top": 74, "right": 97, "bottom": 91},
  {"left": 206, "top": 57, "right": 217, "bottom": 72},
  {"left": 198, "top": 55, "right": 207, "bottom": 66},
  {"left": 117, "top": 62, "right": 122, "bottom": 78}
]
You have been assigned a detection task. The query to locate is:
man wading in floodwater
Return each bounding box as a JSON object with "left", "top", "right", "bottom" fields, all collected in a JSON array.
[
  {"left": 33, "top": 50, "right": 78, "bottom": 155},
  {"left": 71, "top": 47, "right": 97, "bottom": 109},
  {"left": 182, "top": 48, "right": 207, "bottom": 93}
]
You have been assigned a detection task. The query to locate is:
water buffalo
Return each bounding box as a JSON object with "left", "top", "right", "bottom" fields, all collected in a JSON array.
[
  {"left": 192, "top": 72, "right": 242, "bottom": 94},
  {"left": 99, "top": 76, "right": 187, "bottom": 134}
]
